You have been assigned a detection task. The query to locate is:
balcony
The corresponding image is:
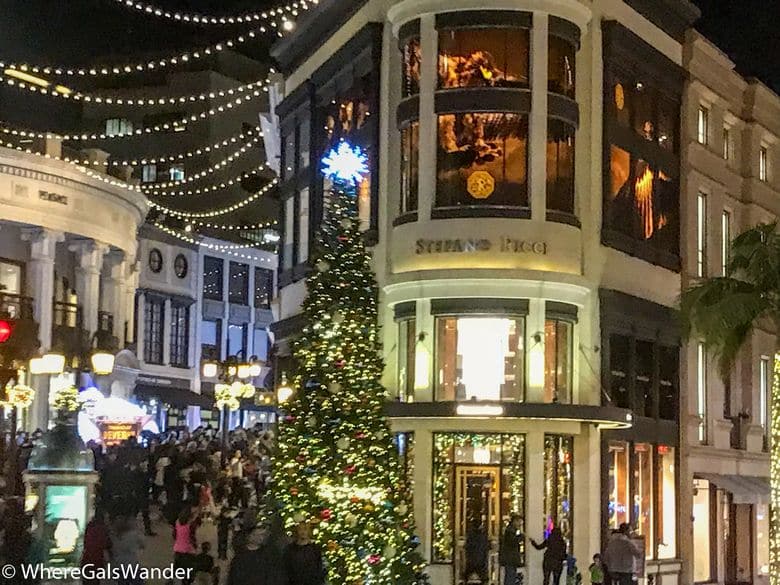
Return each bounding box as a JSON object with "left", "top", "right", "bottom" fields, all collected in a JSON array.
[
  {"left": 51, "top": 301, "right": 89, "bottom": 362},
  {"left": 0, "top": 292, "right": 34, "bottom": 320},
  {"left": 97, "top": 310, "right": 119, "bottom": 352},
  {"left": 0, "top": 293, "right": 39, "bottom": 367}
]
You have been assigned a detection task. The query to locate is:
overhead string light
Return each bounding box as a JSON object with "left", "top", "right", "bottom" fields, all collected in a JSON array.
[
  {"left": 0, "top": 126, "right": 258, "bottom": 166},
  {"left": 108, "top": 0, "right": 314, "bottom": 27},
  {"left": 179, "top": 218, "right": 278, "bottom": 231},
  {"left": 152, "top": 223, "right": 276, "bottom": 262},
  {"left": 0, "top": 23, "right": 274, "bottom": 79},
  {"left": 2, "top": 72, "right": 274, "bottom": 106},
  {"left": 0, "top": 79, "right": 270, "bottom": 141},
  {"left": 144, "top": 168, "right": 264, "bottom": 197},
  {"left": 148, "top": 177, "right": 278, "bottom": 217}
]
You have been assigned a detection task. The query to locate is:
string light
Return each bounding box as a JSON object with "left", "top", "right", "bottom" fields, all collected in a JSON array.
[
  {"left": 148, "top": 178, "right": 278, "bottom": 217},
  {"left": 107, "top": 0, "right": 314, "bottom": 26},
  {"left": 2, "top": 73, "right": 274, "bottom": 106},
  {"left": 139, "top": 135, "right": 264, "bottom": 188},
  {"left": 144, "top": 169, "right": 263, "bottom": 197},
  {"left": 0, "top": 80, "right": 269, "bottom": 142},
  {"left": 153, "top": 223, "right": 276, "bottom": 261},
  {"left": 177, "top": 218, "right": 278, "bottom": 231},
  {"left": 0, "top": 26, "right": 274, "bottom": 78}
]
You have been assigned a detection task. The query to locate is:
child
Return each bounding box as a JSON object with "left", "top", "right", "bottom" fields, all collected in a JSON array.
[
  {"left": 589, "top": 554, "right": 605, "bottom": 585},
  {"left": 567, "top": 557, "right": 583, "bottom": 585},
  {"left": 193, "top": 541, "right": 219, "bottom": 585}
]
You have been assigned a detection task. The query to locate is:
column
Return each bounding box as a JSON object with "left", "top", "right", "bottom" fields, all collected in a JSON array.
[
  {"left": 417, "top": 15, "right": 437, "bottom": 219},
  {"left": 125, "top": 257, "right": 140, "bottom": 345},
  {"left": 529, "top": 13, "right": 549, "bottom": 221},
  {"left": 69, "top": 240, "right": 108, "bottom": 336},
  {"left": 526, "top": 432, "right": 545, "bottom": 585},
  {"left": 413, "top": 430, "right": 434, "bottom": 562},
  {"left": 21, "top": 228, "right": 64, "bottom": 432},
  {"left": 415, "top": 298, "right": 434, "bottom": 402},
  {"left": 221, "top": 258, "right": 230, "bottom": 358},
  {"left": 526, "top": 298, "right": 547, "bottom": 402},
  {"left": 101, "top": 249, "right": 127, "bottom": 344}
]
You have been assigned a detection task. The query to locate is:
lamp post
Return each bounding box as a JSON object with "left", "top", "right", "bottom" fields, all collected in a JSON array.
[{"left": 201, "top": 355, "right": 264, "bottom": 466}]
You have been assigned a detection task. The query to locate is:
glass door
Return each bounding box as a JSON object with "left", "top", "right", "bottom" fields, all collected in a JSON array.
[{"left": 455, "top": 465, "right": 501, "bottom": 585}]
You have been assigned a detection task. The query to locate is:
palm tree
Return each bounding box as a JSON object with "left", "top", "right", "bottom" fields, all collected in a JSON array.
[{"left": 680, "top": 222, "right": 780, "bottom": 583}]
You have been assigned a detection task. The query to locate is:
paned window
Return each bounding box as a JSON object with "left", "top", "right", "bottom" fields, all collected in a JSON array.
[
  {"left": 697, "top": 342, "right": 707, "bottom": 443},
  {"left": 143, "top": 297, "right": 164, "bottom": 364},
  {"left": 402, "top": 37, "right": 421, "bottom": 97},
  {"left": 201, "top": 319, "right": 221, "bottom": 361},
  {"left": 721, "top": 210, "right": 731, "bottom": 275},
  {"left": 697, "top": 192, "right": 707, "bottom": 277},
  {"left": 283, "top": 197, "right": 295, "bottom": 270},
  {"left": 400, "top": 122, "right": 419, "bottom": 214},
  {"left": 697, "top": 106, "right": 709, "bottom": 145},
  {"left": 544, "top": 318, "right": 573, "bottom": 403},
  {"left": 202, "top": 256, "right": 223, "bottom": 301},
  {"left": 141, "top": 164, "right": 157, "bottom": 183},
  {"left": 169, "top": 303, "right": 189, "bottom": 367},
  {"left": 544, "top": 435, "right": 573, "bottom": 548},
  {"left": 227, "top": 323, "right": 247, "bottom": 358},
  {"left": 547, "top": 120, "right": 576, "bottom": 216},
  {"left": 299, "top": 188, "right": 310, "bottom": 263},
  {"left": 548, "top": 35, "right": 575, "bottom": 98},
  {"left": 228, "top": 262, "right": 249, "bottom": 305},
  {"left": 254, "top": 268, "right": 273, "bottom": 309},
  {"left": 398, "top": 318, "right": 417, "bottom": 402}
]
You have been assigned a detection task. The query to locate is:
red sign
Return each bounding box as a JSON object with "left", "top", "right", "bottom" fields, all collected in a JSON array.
[
  {"left": 0, "top": 320, "right": 12, "bottom": 343},
  {"left": 100, "top": 422, "right": 140, "bottom": 446}
]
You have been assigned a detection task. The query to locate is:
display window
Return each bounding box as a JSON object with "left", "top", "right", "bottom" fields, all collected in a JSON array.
[{"left": 544, "top": 435, "right": 574, "bottom": 548}]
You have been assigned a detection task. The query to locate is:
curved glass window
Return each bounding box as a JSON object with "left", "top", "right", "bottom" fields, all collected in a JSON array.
[
  {"left": 438, "top": 28, "right": 529, "bottom": 89},
  {"left": 546, "top": 120, "right": 575, "bottom": 215},
  {"left": 548, "top": 35, "right": 576, "bottom": 98},
  {"left": 400, "top": 122, "right": 419, "bottom": 214},
  {"left": 435, "top": 315, "right": 525, "bottom": 402},
  {"left": 402, "top": 37, "right": 421, "bottom": 97},
  {"left": 610, "top": 74, "right": 677, "bottom": 153},
  {"left": 544, "top": 318, "right": 573, "bottom": 403},
  {"left": 436, "top": 113, "right": 528, "bottom": 209}
]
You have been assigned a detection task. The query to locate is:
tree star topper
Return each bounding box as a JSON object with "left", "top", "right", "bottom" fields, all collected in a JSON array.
[{"left": 321, "top": 142, "right": 369, "bottom": 186}]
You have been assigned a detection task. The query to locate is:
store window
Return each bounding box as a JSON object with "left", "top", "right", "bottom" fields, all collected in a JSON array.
[
  {"left": 693, "top": 478, "right": 713, "bottom": 582},
  {"left": 544, "top": 318, "right": 573, "bottom": 403},
  {"left": 608, "top": 441, "right": 630, "bottom": 529},
  {"left": 202, "top": 256, "right": 223, "bottom": 301},
  {"left": 634, "top": 443, "right": 654, "bottom": 558},
  {"left": 227, "top": 323, "right": 247, "bottom": 358},
  {"left": 228, "top": 262, "right": 249, "bottom": 305},
  {"left": 436, "top": 113, "right": 528, "bottom": 210},
  {"left": 254, "top": 268, "right": 273, "bottom": 309},
  {"left": 657, "top": 445, "right": 676, "bottom": 559},
  {"left": 548, "top": 35, "right": 575, "bottom": 98},
  {"left": 400, "top": 122, "right": 419, "bottom": 215},
  {"left": 299, "top": 188, "right": 310, "bottom": 263},
  {"left": 610, "top": 76, "right": 678, "bottom": 152},
  {"left": 402, "top": 37, "right": 421, "bottom": 97},
  {"left": 757, "top": 503, "right": 770, "bottom": 576},
  {"left": 0, "top": 260, "right": 22, "bottom": 295},
  {"left": 398, "top": 318, "right": 417, "bottom": 402},
  {"left": 438, "top": 27, "right": 529, "bottom": 89},
  {"left": 201, "top": 319, "right": 221, "bottom": 361},
  {"left": 547, "top": 120, "right": 575, "bottom": 216},
  {"left": 432, "top": 433, "right": 526, "bottom": 565},
  {"left": 544, "top": 435, "right": 573, "bottom": 547},
  {"left": 435, "top": 316, "right": 525, "bottom": 401},
  {"left": 606, "top": 145, "right": 678, "bottom": 253},
  {"left": 143, "top": 297, "right": 164, "bottom": 364},
  {"left": 169, "top": 303, "right": 189, "bottom": 368}
]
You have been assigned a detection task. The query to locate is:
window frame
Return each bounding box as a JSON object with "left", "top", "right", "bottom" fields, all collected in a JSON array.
[
  {"left": 721, "top": 209, "right": 731, "bottom": 275},
  {"left": 696, "top": 191, "right": 708, "bottom": 278},
  {"left": 759, "top": 146, "right": 769, "bottom": 182},
  {"left": 169, "top": 302, "right": 189, "bottom": 368},
  {"left": 697, "top": 106, "right": 709, "bottom": 145},
  {"left": 228, "top": 262, "right": 249, "bottom": 305},
  {"left": 253, "top": 267, "right": 274, "bottom": 310},
  {"left": 697, "top": 342, "right": 708, "bottom": 444},
  {"left": 202, "top": 256, "right": 224, "bottom": 301},
  {"left": 143, "top": 297, "right": 165, "bottom": 365}
]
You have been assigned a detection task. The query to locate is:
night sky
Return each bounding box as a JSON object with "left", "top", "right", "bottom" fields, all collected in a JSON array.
[{"left": 0, "top": 1, "right": 777, "bottom": 92}]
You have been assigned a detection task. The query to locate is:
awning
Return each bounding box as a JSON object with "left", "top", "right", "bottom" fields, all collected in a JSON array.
[
  {"left": 134, "top": 384, "right": 214, "bottom": 409},
  {"left": 696, "top": 473, "right": 770, "bottom": 505}
]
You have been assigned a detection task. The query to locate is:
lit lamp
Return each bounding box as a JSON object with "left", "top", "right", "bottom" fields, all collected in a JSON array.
[
  {"left": 277, "top": 374, "right": 293, "bottom": 404},
  {"left": 248, "top": 357, "right": 264, "bottom": 378},
  {"left": 30, "top": 353, "right": 66, "bottom": 375},
  {"left": 29, "top": 357, "right": 46, "bottom": 375},
  {"left": 237, "top": 364, "right": 252, "bottom": 380},
  {"left": 202, "top": 362, "right": 218, "bottom": 378},
  {"left": 90, "top": 352, "right": 115, "bottom": 375}
]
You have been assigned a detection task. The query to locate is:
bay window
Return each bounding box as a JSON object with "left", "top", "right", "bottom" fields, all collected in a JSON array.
[
  {"left": 400, "top": 122, "right": 419, "bottom": 214},
  {"left": 402, "top": 36, "right": 421, "bottom": 97},
  {"left": 544, "top": 318, "right": 573, "bottom": 403},
  {"left": 397, "top": 317, "right": 417, "bottom": 402},
  {"left": 548, "top": 34, "right": 575, "bottom": 98},
  {"left": 436, "top": 113, "right": 528, "bottom": 210},
  {"left": 435, "top": 315, "right": 525, "bottom": 402},
  {"left": 438, "top": 26, "right": 529, "bottom": 89}
]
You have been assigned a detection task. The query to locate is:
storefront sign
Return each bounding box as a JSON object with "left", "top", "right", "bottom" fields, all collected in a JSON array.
[
  {"left": 136, "top": 375, "right": 191, "bottom": 390},
  {"left": 416, "top": 237, "right": 547, "bottom": 255},
  {"left": 38, "top": 190, "right": 68, "bottom": 205},
  {"left": 100, "top": 422, "right": 140, "bottom": 446}
]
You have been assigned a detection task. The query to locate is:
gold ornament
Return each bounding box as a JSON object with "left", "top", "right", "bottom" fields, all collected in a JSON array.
[{"left": 467, "top": 171, "right": 495, "bottom": 199}]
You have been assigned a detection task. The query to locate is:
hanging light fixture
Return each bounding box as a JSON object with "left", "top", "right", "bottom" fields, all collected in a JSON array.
[{"left": 202, "top": 361, "right": 218, "bottom": 378}]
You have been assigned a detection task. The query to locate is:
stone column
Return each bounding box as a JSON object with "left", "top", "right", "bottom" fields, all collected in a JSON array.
[
  {"left": 125, "top": 258, "right": 140, "bottom": 345},
  {"left": 21, "top": 228, "right": 64, "bottom": 432},
  {"left": 526, "top": 432, "right": 545, "bottom": 585},
  {"left": 69, "top": 240, "right": 108, "bottom": 336},
  {"left": 101, "top": 249, "right": 127, "bottom": 344}
]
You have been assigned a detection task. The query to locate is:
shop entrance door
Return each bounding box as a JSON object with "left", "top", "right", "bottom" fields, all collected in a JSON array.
[
  {"left": 455, "top": 466, "right": 501, "bottom": 585},
  {"left": 726, "top": 499, "right": 754, "bottom": 585}
]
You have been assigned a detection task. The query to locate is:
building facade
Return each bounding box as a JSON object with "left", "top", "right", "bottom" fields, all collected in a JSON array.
[
  {"left": 679, "top": 31, "right": 779, "bottom": 585},
  {"left": 271, "top": 1, "right": 700, "bottom": 585},
  {"left": 0, "top": 142, "right": 148, "bottom": 430}
]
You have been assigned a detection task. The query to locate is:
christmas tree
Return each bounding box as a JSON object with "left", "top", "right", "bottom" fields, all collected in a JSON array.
[{"left": 273, "top": 142, "right": 426, "bottom": 584}]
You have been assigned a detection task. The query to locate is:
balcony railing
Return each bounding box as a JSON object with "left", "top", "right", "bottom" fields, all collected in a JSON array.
[
  {"left": 0, "top": 292, "right": 34, "bottom": 320},
  {"left": 97, "top": 310, "right": 119, "bottom": 352},
  {"left": 52, "top": 301, "right": 87, "bottom": 358}
]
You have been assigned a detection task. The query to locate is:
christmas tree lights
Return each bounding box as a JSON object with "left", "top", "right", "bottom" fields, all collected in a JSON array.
[
  {"left": 272, "top": 143, "right": 426, "bottom": 585},
  {"left": 771, "top": 353, "right": 780, "bottom": 584}
]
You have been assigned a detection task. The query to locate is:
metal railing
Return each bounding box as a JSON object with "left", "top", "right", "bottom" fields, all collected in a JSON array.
[{"left": 0, "top": 292, "right": 34, "bottom": 320}]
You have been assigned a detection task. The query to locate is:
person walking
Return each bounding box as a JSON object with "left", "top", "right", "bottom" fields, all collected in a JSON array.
[
  {"left": 81, "top": 508, "right": 112, "bottom": 585},
  {"left": 285, "top": 522, "right": 325, "bottom": 585},
  {"left": 112, "top": 515, "right": 145, "bottom": 585},
  {"left": 173, "top": 506, "right": 199, "bottom": 585},
  {"left": 531, "top": 527, "right": 568, "bottom": 585},
  {"left": 499, "top": 514, "right": 523, "bottom": 585},
  {"left": 464, "top": 518, "right": 489, "bottom": 584},
  {"left": 228, "top": 526, "right": 288, "bottom": 585},
  {"left": 602, "top": 524, "right": 641, "bottom": 585}
]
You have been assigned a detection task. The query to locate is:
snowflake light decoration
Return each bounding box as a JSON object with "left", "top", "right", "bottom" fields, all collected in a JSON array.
[{"left": 321, "top": 142, "right": 368, "bottom": 186}]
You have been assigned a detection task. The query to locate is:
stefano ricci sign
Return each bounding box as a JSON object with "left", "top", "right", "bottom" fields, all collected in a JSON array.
[{"left": 416, "top": 237, "right": 547, "bottom": 255}]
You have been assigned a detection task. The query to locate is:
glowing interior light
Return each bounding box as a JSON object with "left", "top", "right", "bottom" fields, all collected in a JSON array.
[
  {"left": 457, "top": 318, "right": 510, "bottom": 400},
  {"left": 321, "top": 142, "right": 368, "bottom": 186},
  {"left": 529, "top": 345, "right": 545, "bottom": 387},
  {"left": 413, "top": 345, "right": 430, "bottom": 391},
  {"left": 473, "top": 446, "right": 492, "bottom": 464},
  {"left": 456, "top": 404, "right": 504, "bottom": 417}
]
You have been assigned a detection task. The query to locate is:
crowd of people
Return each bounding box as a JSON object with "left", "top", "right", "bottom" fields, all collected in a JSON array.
[{"left": 0, "top": 423, "right": 327, "bottom": 585}]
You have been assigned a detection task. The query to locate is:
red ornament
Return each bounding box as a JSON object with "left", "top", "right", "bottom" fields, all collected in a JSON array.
[
  {"left": 355, "top": 432, "right": 366, "bottom": 439},
  {"left": 350, "top": 496, "right": 360, "bottom": 504},
  {"left": 367, "top": 554, "right": 381, "bottom": 565},
  {"left": 334, "top": 360, "right": 346, "bottom": 369},
  {"left": 290, "top": 487, "right": 299, "bottom": 496},
  {"left": 345, "top": 465, "right": 356, "bottom": 475},
  {"left": 321, "top": 509, "right": 332, "bottom": 521},
  {"left": 0, "top": 320, "right": 12, "bottom": 343}
]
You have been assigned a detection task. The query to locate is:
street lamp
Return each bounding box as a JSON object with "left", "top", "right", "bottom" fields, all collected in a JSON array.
[
  {"left": 90, "top": 352, "right": 115, "bottom": 376},
  {"left": 276, "top": 373, "right": 293, "bottom": 404}
]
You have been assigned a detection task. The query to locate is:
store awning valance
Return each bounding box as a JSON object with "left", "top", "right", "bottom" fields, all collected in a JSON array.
[
  {"left": 134, "top": 384, "right": 214, "bottom": 409},
  {"left": 696, "top": 473, "right": 770, "bottom": 505}
]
